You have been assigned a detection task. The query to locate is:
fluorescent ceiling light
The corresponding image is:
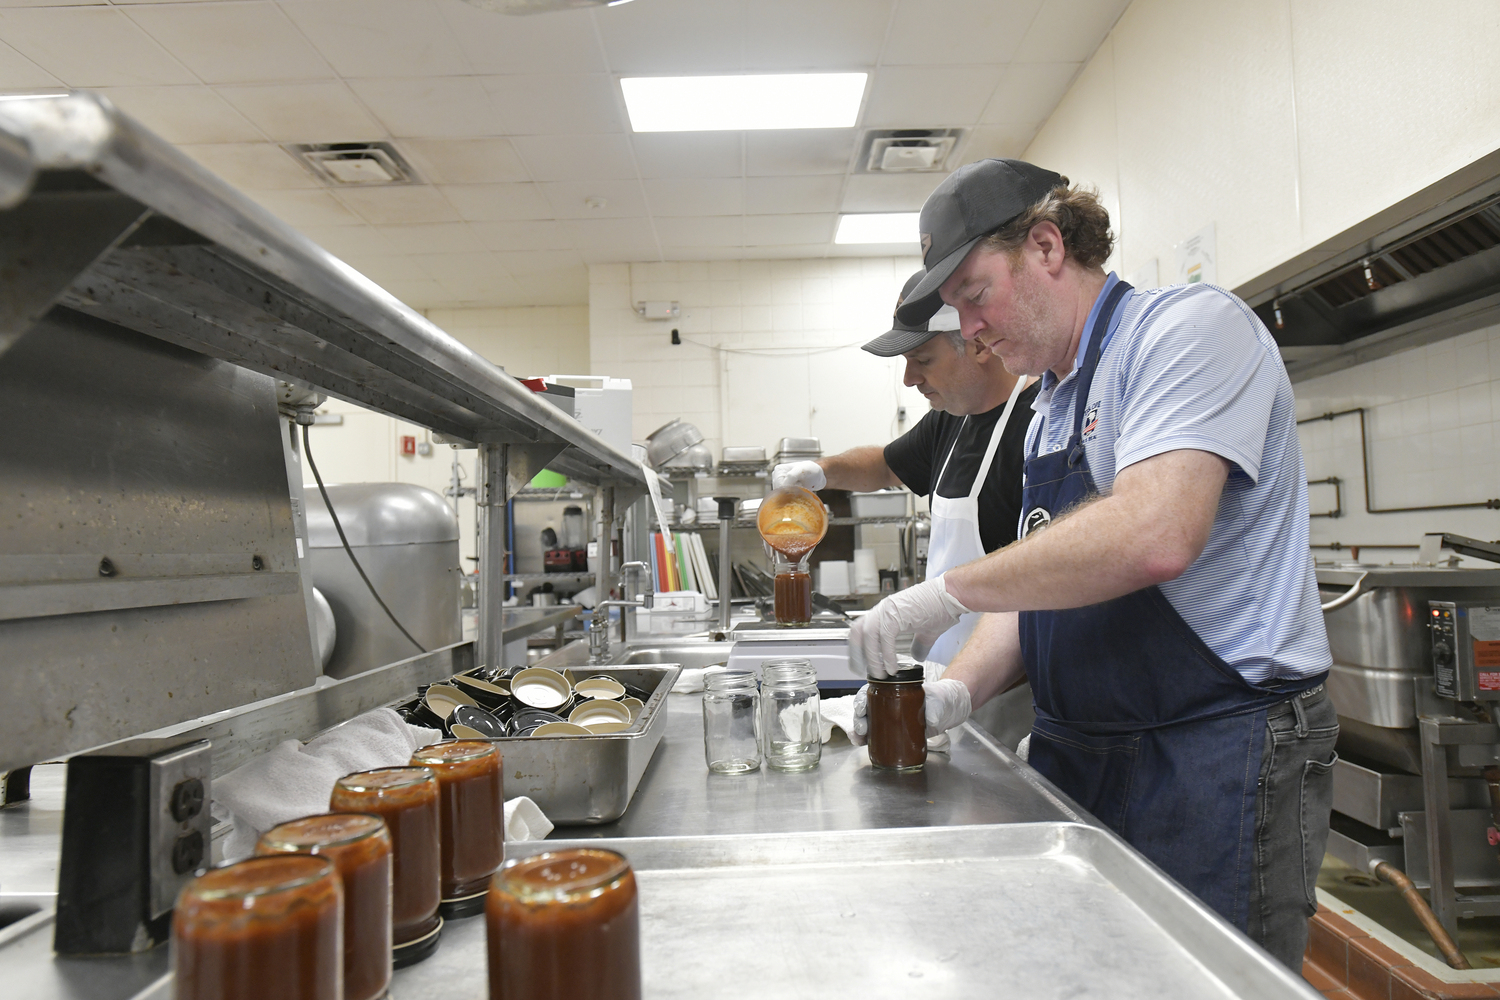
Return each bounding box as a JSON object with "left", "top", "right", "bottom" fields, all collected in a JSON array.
[
  {"left": 835, "top": 212, "right": 920, "bottom": 244},
  {"left": 621, "top": 73, "right": 866, "bottom": 132}
]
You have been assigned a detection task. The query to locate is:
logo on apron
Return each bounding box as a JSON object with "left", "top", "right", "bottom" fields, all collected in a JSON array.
[
  {"left": 1022, "top": 506, "right": 1052, "bottom": 537},
  {"left": 1082, "top": 402, "right": 1100, "bottom": 439}
]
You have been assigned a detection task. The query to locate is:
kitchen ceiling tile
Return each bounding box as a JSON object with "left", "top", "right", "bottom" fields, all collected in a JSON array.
[
  {"left": 653, "top": 215, "right": 743, "bottom": 248},
  {"left": 251, "top": 188, "right": 364, "bottom": 228},
  {"left": 840, "top": 172, "right": 944, "bottom": 212},
  {"left": 442, "top": 182, "right": 553, "bottom": 221},
  {"left": 349, "top": 77, "right": 504, "bottom": 138},
  {"left": 881, "top": 0, "right": 1042, "bottom": 66},
  {"left": 538, "top": 178, "right": 646, "bottom": 219},
  {"left": 0, "top": 7, "right": 195, "bottom": 86},
  {"left": 217, "top": 81, "right": 384, "bottom": 142},
  {"left": 0, "top": 39, "right": 59, "bottom": 90},
  {"left": 470, "top": 219, "right": 576, "bottom": 252},
  {"left": 0, "top": 0, "right": 109, "bottom": 6},
  {"left": 180, "top": 142, "right": 321, "bottom": 190},
  {"left": 401, "top": 138, "right": 529, "bottom": 185},
  {"left": 421, "top": 250, "right": 506, "bottom": 283},
  {"left": 595, "top": 0, "right": 744, "bottom": 74},
  {"left": 744, "top": 129, "right": 857, "bottom": 176},
  {"left": 482, "top": 74, "right": 624, "bottom": 136},
  {"left": 337, "top": 185, "right": 461, "bottom": 224},
  {"left": 631, "top": 132, "right": 742, "bottom": 179},
  {"left": 124, "top": 2, "right": 333, "bottom": 85},
  {"left": 981, "top": 62, "right": 1080, "bottom": 125},
  {"left": 864, "top": 64, "right": 1006, "bottom": 127},
  {"left": 744, "top": 213, "right": 835, "bottom": 246},
  {"left": 492, "top": 248, "right": 584, "bottom": 276},
  {"left": 436, "top": 1, "right": 604, "bottom": 75},
  {"left": 344, "top": 253, "right": 432, "bottom": 284},
  {"left": 511, "top": 134, "right": 637, "bottom": 182},
  {"left": 641, "top": 177, "right": 743, "bottom": 218},
  {"left": 281, "top": 0, "right": 466, "bottom": 79},
  {"left": 505, "top": 268, "right": 588, "bottom": 306},
  {"left": 1018, "top": 0, "right": 1129, "bottom": 63},
  {"left": 98, "top": 86, "right": 262, "bottom": 144},
  {"left": 960, "top": 124, "right": 1037, "bottom": 163},
  {"left": 379, "top": 221, "right": 485, "bottom": 254},
  {"left": 378, "top": 276, "right": 448, "bottom": 308},
  {"left": 740, "top": 0, "right": 892, "bottom": 71},
  {"left": 296, "top": 224, "right": 397, "bottom": 258},
  {"left": 745, "top": 175, "right": 843, "bottom": 215},
  {"left": 559, "top": 217, "right": 659, "bottom": 261}
]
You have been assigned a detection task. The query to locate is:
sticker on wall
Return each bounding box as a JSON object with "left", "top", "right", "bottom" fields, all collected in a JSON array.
[{"left": 1174, "top": 223, "right": 1217, "bottom": 286}]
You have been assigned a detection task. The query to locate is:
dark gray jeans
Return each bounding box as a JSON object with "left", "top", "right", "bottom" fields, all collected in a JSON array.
[{"left": 1246, "top": 684, "right": 1339, "bottom": 969}]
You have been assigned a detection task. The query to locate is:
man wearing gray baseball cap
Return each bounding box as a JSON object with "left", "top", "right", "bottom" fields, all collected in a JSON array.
[
  {"left": 773, "top": 268, "right": 1037, "bottom": 666},
  {"left": 850, "top": 158, "right": 1334, "bottom": 969}
]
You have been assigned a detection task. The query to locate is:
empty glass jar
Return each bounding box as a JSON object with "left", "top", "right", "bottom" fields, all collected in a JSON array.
[
  {"left": 760, "top": 658, "right": 821, "bottom": 772},
  {"left": 702, "top": 669, "right": 761, "bottom": 774}
]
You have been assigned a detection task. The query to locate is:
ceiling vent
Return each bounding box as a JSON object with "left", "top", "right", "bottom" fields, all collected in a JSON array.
[
  {"left": 286, "top": 142, "right": 418, "bottom": 187},
  {"left": 859, "top": 129, "right": 963, "bottom": 173}
]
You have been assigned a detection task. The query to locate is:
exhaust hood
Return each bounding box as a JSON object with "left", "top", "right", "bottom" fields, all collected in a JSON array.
[{"left": 1236, "top": 148, "right": 1500, "bottom": 382}]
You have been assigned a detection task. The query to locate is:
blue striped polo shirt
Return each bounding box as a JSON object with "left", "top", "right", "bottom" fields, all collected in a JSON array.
[{"left": 1025, "top": 274, "right": 1331, "bottom": 684}]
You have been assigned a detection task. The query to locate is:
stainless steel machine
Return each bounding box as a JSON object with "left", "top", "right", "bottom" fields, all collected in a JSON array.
[{"left": 1320, "top": 535, "right": 1500, "bottom": 935}]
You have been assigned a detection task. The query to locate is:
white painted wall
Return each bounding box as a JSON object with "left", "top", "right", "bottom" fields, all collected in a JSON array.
[
  {"left": 305, "top": 305, "right": 590, "bottom": 565},
  {"left": 588, "top": 258, "right": 929, "bottom": 461},
  {"left": 1025, "top": 0, "right": 1500, "bottom": 291}
]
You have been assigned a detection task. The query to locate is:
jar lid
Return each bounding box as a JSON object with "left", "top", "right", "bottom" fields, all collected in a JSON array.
[{"left": 871, "top": 666, "right": 925, "bottom": 682}]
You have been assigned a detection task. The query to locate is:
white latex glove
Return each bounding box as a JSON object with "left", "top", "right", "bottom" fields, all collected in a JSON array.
[
  {"left": 849, "top": 677, "right": 971, "bottom": 744},
  {"left": 772, "top": 460, "right": 826, "bottom": 491},
  {"left": 848, "top": 574, "right": 970, "bottom": 679}
]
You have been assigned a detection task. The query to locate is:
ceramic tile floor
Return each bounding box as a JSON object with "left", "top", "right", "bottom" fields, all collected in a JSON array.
[{"left": 1304, "top": 903, "right": 1500, "bottom": 999}]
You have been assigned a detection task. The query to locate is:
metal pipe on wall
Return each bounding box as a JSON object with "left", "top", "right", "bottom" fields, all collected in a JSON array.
[
  {"left": 477, "top": 442, "right": 508, "bottom": 673},
  {"left": 597, "top": 485, "right": 615, "bottom": 628}
]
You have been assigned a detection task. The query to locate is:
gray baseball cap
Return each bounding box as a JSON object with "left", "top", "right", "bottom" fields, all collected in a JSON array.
[
  {"left": 861, "top": 269, "right": 963, "bottom": 357},
  {"left": 895, "top": 158, "right": 1064, "bottom": 326}
]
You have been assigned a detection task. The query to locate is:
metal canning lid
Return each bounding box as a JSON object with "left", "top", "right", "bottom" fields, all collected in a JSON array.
[
  {"left": 260, "top": 812, "right": 386, "bottom": 851},
  {"left": 871, "top": 666, "right": 925, "bottom": 683},
  {"left": 412, "top": 739, "right": 496, "bottom": 764},
  {"left": 335, "top": 766, "right": 435, "bottom": 792},
  {"left": 188, "top": 855, "right": 335, "bottom": 901},
  {"left": 498, "top": 849, "right": 631, "bottom": 904}
]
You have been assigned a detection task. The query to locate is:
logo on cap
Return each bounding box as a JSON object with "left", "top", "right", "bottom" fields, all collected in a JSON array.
[{"left": 920, "top": 233, "right": 932, "bottom": 258}]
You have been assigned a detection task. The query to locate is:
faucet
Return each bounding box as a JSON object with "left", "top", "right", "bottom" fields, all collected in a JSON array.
[{"left": 588, "top": 561, "right": 651, "bottom": 664}]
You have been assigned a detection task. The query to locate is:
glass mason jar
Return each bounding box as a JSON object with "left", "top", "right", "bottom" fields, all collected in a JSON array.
[
  {"left": 760, "top": 658, "right": 821, "bottom": 772},
  {"left": 772, "top": 552, "right": 813, "bottom": 625},
  {"left": 409, "top": 740, "right": 505, "bottom": 910},
  {"left": 866, "top": 665, "right": 927, "bottom": 771},
  {"left": 486, "top": 848, "right": 641, "bottom": 1000},
  {"left": 256, "top": 813, "right": 393, "bottom": 1000},
  {"left": 330, "top": 767, "right": 441, "bottom": 953},
  {"left": 173, "top": 854, "right": 343, "bottom": 1000},
  {"left": 702, "top": 669, "right": 761, "bottom": 774}
]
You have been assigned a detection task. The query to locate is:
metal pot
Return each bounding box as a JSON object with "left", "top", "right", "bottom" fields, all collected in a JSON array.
[{"left": 645, "top": 419, "right": 704, "bottom": 469}]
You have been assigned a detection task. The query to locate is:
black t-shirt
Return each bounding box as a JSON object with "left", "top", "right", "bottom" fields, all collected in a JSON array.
[{"left": 883, "top": 381, "right": 1041, "bottom": 553}]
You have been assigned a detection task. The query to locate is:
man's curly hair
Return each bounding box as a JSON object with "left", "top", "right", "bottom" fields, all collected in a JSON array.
[{"left": 976, "top": 180, "right": 1114, "bottom": 271}]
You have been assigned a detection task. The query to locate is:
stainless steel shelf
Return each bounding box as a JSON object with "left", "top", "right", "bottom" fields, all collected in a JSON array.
[
  {"left": 505, "top": 572, "right": 593, "bottom": 585},
  {"left": 0, "top": 93, "right": 641, "bottom": 491}
]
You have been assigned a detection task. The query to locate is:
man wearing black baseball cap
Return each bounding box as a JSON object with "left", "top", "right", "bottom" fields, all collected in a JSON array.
[
  {"left": 772, "top": 268, "right": 1037, "bottom": 668},
  {"left": 849, "top": 159, "right": 1334, "bottom": 969}
]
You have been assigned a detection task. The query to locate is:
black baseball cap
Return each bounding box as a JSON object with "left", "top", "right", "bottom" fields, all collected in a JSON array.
[
  {"left": 861, "top": 269, "right": 962, "bottom": 357},
  {"left": 895, "top": 158, "right": 1064, "bottom": 326}
]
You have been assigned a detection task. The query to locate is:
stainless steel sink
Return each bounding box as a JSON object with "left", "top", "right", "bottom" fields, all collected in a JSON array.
[{"left": 614, "top": 644, "right": 732, "bottom": 670}]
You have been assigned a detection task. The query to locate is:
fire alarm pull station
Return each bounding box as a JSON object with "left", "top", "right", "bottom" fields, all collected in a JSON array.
[{"left": 400, "top": 435, "right": 416, "bottom": 456}]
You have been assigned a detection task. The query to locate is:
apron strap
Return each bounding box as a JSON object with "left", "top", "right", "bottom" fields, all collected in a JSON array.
[
  {"left": 968, "top": 375, "right": 1030, "bottom": 500},
  {"left": 1067, "top": 279, "right": 1134, "bottom": 440},
  {"left": 930, "top": 415, "right": 968, "bottom": 500}
]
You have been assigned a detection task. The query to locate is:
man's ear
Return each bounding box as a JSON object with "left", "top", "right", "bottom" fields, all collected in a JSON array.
[{"left": 1028, "top": 221, "right": 1067, "bottom": 275}]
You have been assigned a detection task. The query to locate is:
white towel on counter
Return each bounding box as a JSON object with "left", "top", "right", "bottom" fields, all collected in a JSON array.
[
  {"left": 216, "top": 708, "right": 440, "bottom": 861},
  {"left": 504, "top": 796, "right": 553, "bottom": 842},
  {"left": 819, "top": 695, "right": 856, "bottom": 743}
]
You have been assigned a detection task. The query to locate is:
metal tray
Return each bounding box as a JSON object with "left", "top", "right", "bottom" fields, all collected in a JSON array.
[
  {"left": 394, "top": 822, "right": 1318, "bottom": 999},
  {"left": 474, "top": 665, "right": 679, "bottom": 825}
]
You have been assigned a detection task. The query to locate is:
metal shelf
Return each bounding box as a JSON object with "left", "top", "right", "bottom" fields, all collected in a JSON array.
[
  {"left": 0, "top": 93, "right": 642, "bottom": 491},
  {"left": 506, "top": 572, "right": 593, "bottom": 585}
]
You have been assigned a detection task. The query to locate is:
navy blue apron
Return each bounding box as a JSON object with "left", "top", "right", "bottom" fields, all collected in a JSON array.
[{"left": 1017, "top": 279, "right": 1323, "bottom": 930}]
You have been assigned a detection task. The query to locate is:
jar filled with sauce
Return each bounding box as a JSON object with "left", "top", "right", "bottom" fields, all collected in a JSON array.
[
  {"left": 410, "top": 740, "right": 504, "bottom": 916},
  {"left": 866, "top": 665, "right": 927, "bottom": 771},
  {"left": 330, "top": 767, "right": 442, "bottom": 963},
  {"left": 174, "top": 854, "right": 342, "bottom": 1000},
  {"left": 257, "top": 813, "right": 393, "bottom": 1000},
  {"left": 486, "top": 848, "right": 640, "bottom": 1000},
  {"left": 757, "top": 487, "right": 827, "bottom": 628}
]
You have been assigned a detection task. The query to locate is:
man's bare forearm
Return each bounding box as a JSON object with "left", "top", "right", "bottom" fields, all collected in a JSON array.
[
  {"left": 944, "top": 449, "right": 1232, "bottom": 613},
  {"left": 943, "top": 611, "right": 1024, "bottom": 710},
  {"left": 819, "top": 446, "right": 902, "bottom": 492}
]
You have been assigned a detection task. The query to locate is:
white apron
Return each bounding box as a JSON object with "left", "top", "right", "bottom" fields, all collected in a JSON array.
[{"left": 921, "top": 376, "right": 1029, "bottom": 665}]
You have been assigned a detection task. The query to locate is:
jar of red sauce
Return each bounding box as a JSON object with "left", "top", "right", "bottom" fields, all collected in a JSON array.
[
  {"left": 257, "top": 813, "right": 392, "bottom": 1000},
  {"left": 410, "top": 740, "right": 504, "bottom": 918},
  {"left": 866, "top": 665, "right": 927, "bottom": 771},
  {"left": 486, "top": 848, "right": 640, "bottom": 1000},
  {"left": 331, "top": 766, "right": 442, "bottom": 965},
  {"left": 173, "top": 854, "right": 342, "bottom": 1000}
]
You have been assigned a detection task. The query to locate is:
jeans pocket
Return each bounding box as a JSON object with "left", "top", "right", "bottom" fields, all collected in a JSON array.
[
  {"left": 1029, "top": 718, "right": 1140, "bottom": 832},
  {"left": 1300, "top": 750, "right": 1338, "bottom": 913}
]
